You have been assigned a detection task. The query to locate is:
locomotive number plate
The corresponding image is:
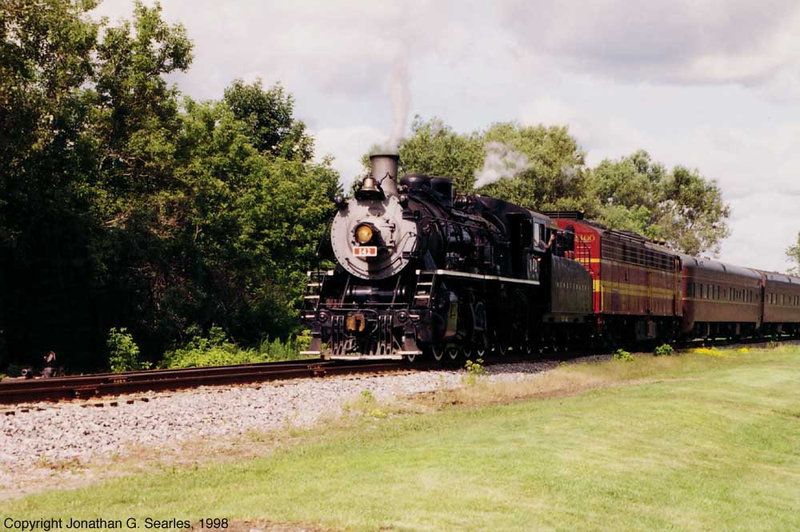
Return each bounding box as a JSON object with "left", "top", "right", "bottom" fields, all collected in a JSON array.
[{"left": 354, "top": 246, "right": 377, "bottom": 257}]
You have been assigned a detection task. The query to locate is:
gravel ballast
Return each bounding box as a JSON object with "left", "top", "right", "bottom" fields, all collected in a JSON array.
[{"left": 1, "top": 360, "right": 558, "bottom": 496}]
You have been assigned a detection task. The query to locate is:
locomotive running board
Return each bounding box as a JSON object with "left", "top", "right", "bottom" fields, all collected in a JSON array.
[
  {"left": 417, "top": 269, "right": 540, "bottom": 286},
  {"left": 325, "top": 354, "right": 407, "bottom": 360}
]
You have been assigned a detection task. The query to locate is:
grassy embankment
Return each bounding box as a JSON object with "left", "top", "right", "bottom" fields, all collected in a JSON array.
[{"left": 4, "top": 344, "right": 800, "bottom": 530}]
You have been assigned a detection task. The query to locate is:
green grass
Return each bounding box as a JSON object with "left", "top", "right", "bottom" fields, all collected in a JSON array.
[{"left": 5, "top": 345, "right": 800, "bottom": 531}]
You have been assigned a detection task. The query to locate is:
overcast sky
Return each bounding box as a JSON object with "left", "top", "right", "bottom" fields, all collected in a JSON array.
[{"left": 93, "top": 0, "right": 800, "bottom": 272}]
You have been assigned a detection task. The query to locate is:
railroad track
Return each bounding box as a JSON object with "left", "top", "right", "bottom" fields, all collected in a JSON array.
[
  {"left": 0, "top": 359, "right": 408, "bottom": 405},
  {"left": 4, "top": 337, "right": 795, "bottom": 406}
]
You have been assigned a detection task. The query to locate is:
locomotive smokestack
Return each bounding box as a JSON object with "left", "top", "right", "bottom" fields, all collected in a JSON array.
[{"left": 369, "top": 153, "right": 399, "bottom": 196}]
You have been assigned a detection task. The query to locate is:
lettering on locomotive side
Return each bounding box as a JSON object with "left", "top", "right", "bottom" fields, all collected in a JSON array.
[{"left": 576, "top": 234, "right": 596, "bottom": 242}]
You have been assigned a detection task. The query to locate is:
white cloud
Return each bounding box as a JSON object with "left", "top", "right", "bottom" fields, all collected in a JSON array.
[
  {"left": 501, "top": 0, "right": 800, "bottom": 99},
  {"left": 520, "top": 97, "right": 647, "bottom": 164},
  {"left": 89, "top": 0, "right": 800, "bottom": 271},
  {"left": 312, "top": 125, "right": 384, "bottom": 190}
]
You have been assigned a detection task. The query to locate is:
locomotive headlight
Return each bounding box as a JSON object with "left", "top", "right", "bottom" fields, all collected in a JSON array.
[{"left": 355, "top": 224, "right": 374, "bottom": 244}]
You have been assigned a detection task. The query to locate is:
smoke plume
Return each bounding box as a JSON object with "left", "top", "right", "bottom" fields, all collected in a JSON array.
[
  {"left": 474, "top": 141, "right": 530, "bottom": 188},
  {"left": 385, "top": 56, "right": 410, "bottom": 151}
]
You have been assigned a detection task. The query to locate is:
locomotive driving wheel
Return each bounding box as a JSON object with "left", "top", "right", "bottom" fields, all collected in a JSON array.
[
  {"left": 523, "top": 343, "right": 533, "bottom": 356},
  {"left": 494, "top": 341, "right": 509, "bottom": 357},
  {"left": 447, "top": 346, "right": 459, "bottom": 361},
  {"left": 431, "top": 345, "right": 445, "bottom": 362}
]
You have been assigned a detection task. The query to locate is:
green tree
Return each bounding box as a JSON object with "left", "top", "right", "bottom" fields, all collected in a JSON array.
[
  {"left": 1, "top": 0, "right": 104, "bottom": 369},
  {"left": 397, "top": 116, "right": 484, "bottom": 192},
  {"left": 224, "top": 79, "right": 314, "bottom": 162},
  {"left": 107, "top": 327, "right": 148, "bottom": 372},
  {"left": 394, "top": 118, "right": 586, "bottom": 204},
  {"left": 586, "top": 151, "right": 730, "bottom": 255},
  {"left": 389, "top": 118, "right": 728, "bottom": 256},
  {"left": 0, "top": 1, "right": 340, "bottom": 370},
  {"left": 169, "top": 93, "right": 340, "bottom": 344},
  {"left": 477, "top": 122, "right": 588, "bottom": 212},
  {"left": 787, "top": 233, "right": 800, "bottom": 275}
]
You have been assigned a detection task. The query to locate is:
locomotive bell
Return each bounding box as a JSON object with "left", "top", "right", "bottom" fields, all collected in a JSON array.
[{"left": 356, "top": 175, "right": 384, "bottom": 200}]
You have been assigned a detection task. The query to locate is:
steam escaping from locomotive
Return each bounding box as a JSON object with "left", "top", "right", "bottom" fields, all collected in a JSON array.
[
  {"left": 474, "top": 141, "right": 530, "bottom": 188},
  {"left": 386, "top": 56, "right": 410, "bottom": 151}
]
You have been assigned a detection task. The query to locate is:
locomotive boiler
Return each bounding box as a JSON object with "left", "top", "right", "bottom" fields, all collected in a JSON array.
[{"left": 301, "top": 154, "right": 592, "bottom": 361}]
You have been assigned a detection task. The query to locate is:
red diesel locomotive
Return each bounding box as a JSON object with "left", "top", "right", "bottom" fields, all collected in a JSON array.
[{"left": 550, "top": 212, "right": 800, "bottom": 343}]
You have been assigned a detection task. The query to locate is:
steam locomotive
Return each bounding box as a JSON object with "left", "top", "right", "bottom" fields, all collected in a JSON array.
[{"left": 301, "top": 154, "right": 800, "bottom": 361}]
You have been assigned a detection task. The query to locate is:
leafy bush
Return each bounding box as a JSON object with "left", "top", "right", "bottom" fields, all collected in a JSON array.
[
  {"left": 654, "top": 344, "right": 674, "bottom": 357},
  {"left": 344, "top": 389, "right": 386, "bottom": 418},
  {"left": 613, "top": 349, "right": 634, "bottom": 362},
  {"left": 161, "top": 326, "right": 310, "bottom": 369},
  {"left": 463, "top": 357, "right": 486, "bottom": 385},
  {"left": 465, "top": 358, "right": 486, "bottom": 376},
  {"left": 107, "top": 328, "right": 150, "bottom": 372}
]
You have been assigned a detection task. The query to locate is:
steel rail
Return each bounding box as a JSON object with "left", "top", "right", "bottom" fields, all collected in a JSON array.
[{"left": 0, "top": 359, "right": 408, "bottom": 405}]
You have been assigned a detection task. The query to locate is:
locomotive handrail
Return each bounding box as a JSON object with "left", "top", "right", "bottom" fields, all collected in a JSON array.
[{"left": 416, "top": 269, "right": 540, "bottom": 286}]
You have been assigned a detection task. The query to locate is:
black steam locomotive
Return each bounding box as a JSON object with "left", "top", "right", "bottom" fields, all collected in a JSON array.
[{"left": 301, "top": 154, "right": 592, "bottom": 361}]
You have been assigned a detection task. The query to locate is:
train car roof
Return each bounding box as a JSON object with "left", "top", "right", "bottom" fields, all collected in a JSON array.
[
  {"left": 677, "top": 253, "right": 762, "bottom": 280},
  {"left": 756, "top": 270, "right": 800, "bottom": 285}
]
